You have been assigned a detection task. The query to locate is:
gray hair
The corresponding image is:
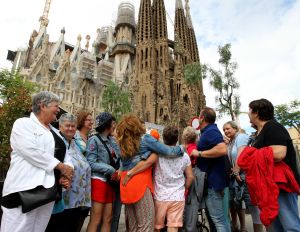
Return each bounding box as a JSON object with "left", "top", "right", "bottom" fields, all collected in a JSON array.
[
  {"left": 59, "top": 113, "right": 77, "bottom": 125},
  {"left": 224, "top": 121, "right": 239, "bottom": 130},
  {"left": 32, "top": 91, "right": 60, "bottom": 113}
]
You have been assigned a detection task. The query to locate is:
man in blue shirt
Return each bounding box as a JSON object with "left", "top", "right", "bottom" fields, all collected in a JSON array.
[{"left": 191, "top": 107, "right": 230, "bottom": 232}]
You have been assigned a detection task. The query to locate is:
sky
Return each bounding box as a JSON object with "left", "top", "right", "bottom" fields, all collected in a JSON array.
[{"left": 0, "top": 0, "right": 299, "bottom": 133}]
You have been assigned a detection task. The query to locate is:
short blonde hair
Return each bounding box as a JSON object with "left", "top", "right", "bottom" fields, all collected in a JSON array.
[{"left": 182, "top": 126, "right": 197, "bottom": 144}]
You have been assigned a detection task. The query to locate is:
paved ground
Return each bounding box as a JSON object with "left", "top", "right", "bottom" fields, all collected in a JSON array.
[{"left": 82, "top": 198, "right": 300, "bottom": 232}]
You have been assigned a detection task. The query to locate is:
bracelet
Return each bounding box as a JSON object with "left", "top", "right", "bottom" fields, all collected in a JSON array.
[
  {"left": 233, "top": 172, "right": 239, "bottom": 176},
  {"left": 126, "top": 171, "right": 132, "bottom": 177},
  {"left": 198, "top": 151, "right": 202, "bottom": 157}
]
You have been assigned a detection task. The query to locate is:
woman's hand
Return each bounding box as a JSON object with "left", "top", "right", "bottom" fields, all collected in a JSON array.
[
  {"left": 190, "top": 149, "right": 199, "bottom": 157},
  {"left": 59, "top": 176, "right": 71, "bottom": 189},
  {"left": 122, "top": 174, "right": 131, "bottom": 186},
  {"left": 56, "top": 163, "right": 74, "bottom": 180},
  {"left": 236, "top": 175, "right": 242, "bottom": 183},
  {"left": 111, "top": 171, "right": 120, "bottom": 181}
]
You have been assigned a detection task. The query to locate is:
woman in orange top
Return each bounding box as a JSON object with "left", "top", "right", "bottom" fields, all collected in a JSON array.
[{"left": 116, "top": 114, "right": 184, "bottom": 232}]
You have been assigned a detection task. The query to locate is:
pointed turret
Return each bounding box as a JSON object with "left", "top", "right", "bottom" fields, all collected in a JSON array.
[
  {"left": 152, "top": 0, "right": 169, "bottom": 70},
  {"left": 152, "top": 0, "right": 168, "bottom": 40},
  {"left": 185, "top": 0, "right": 199, "bottom": 62},
  {"left": 136, "top": 0, "right": 153, "bottom": 43},
  {"left": 174, "top": 0, "right": 190, "bottom": 63},
  {"left": 50, "top": 27, "right": 66, "bottom": 63},
  {"left": 70, "top": 34, "right": 82, "bottom": 63}
]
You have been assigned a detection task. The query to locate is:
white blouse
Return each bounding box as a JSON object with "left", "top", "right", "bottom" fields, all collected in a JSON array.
[{"left": 3, "top": 113, "right": 72, "bottom": 197}]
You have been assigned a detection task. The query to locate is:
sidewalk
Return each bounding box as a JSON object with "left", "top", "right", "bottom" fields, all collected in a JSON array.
[{"left": 82, "top": 198, "right": 300, "bottom": 232}]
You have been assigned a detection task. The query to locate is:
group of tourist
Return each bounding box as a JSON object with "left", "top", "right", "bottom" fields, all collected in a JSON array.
[{"left": 0, "top": 91, "right": 300, "bottom": 232}]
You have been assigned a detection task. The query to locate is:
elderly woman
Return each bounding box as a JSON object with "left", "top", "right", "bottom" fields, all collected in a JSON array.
[
  {"left": 0, "top": 91, "right": 73, "bottom": 232},
  {"left": 223, "top": 121, "right": 263, "bottom": 232},
  {"left": 75, "top": 111, "right": 94, "bottom": 156},
  {"left": 46, "top": 113, "right": 91, "bottom": 232},
  {"left": 116, "top": 114, "right": 184, "bottom": 232},
  {"left": 246, "top": 99, "right": 300, "bottom": 231},
  {"left": 62, "top": 113, "right": 91, "bottom": 231},
  {"left": 86, "top": 112, "right": 121, "bottom": 232}
]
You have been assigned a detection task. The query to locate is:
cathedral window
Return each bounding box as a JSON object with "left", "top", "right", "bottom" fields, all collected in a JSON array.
[
  {"left": 54, "top": 62, "right": 59, "bottom": 70},
  {"left": 183, "top": 94, "right": 189, "bottom": 104},
  {"left": 160, "top": 108, "right": 163, "bottom": 116},
  {"left": 36, "top": 73, "right": 42, "bottom": 82},
  {"left": 60, "top": 81, "right": 65, "bottom": 88}
]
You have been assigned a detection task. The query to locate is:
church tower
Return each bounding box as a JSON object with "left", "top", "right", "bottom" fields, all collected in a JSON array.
[
  {"left": 131, "top": 0, "right": 156, "bottom": 122},
  {"left": 172, "top": 0, "right": 205, "bottom": 129},
  {"left": 174, "top": 0, "right": 190, "bottom": 64},
  {"left": 185, "top": 0, "right": 199, "bottom": 62},
  {"left": 152, "top": 0, "right": 172, "bottom": 123},
  {"left": 111, "top": 2, "right": 136, "bottom": 87},
  {"left": 131, "top": 0, "right": 205, "bottom": 126}
]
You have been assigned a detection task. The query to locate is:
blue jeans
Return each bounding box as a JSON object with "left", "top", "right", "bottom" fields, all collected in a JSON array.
[
  {"left": 111, "top": 186, "right": 122, "bottom": 232},
  {"left": 267, "top": 192, "right": 300, "bottom": 232},
  {"left": 205, "top": 188, "right": 231, "bottom": 232}
]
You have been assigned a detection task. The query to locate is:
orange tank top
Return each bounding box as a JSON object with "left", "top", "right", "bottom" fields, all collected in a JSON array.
[{"left": 120, "top": 167, "right": 154, "bottom": 204}]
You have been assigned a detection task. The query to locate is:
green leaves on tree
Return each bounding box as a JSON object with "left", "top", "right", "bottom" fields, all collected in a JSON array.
[
  {"left": 201, "top": 43, "right": 241, "bottom": 121},
  {"left": 0, "top": 70, "right": 38, "bottom": 179},
  {"left": 275, "top": 100, "right": 300, "bottom": 134},
  {"left": 184, "top": 62, "right": 202, "bottom": 85},
  {"left": 101, "top": 81, "right": 132, "bottom": 121}
]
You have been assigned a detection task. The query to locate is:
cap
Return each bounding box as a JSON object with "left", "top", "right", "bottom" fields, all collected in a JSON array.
[{"left": 95, "top": 112, "right": 113, "bottom": 128}]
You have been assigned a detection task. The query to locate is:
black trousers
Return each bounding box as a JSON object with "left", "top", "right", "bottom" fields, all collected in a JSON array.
[{"left": 46, "top": 207, "right": 89, "bottom": 232}]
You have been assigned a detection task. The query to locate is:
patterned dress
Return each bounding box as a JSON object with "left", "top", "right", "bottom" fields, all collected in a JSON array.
[{"left": 62, "top": 137, "right": 91, "bottom": 209}]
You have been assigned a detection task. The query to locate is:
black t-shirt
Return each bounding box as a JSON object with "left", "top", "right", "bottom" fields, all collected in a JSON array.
[{"left": 252, "top": 119, "right": 300, "bottom": 185}]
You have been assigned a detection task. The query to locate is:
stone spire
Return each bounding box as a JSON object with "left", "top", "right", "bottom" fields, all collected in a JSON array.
[
  {"left": 185, "top": 0, "right": 199, "bottom": 62},
  {"left": 50, "top": 27, "right": 66, "bottom": 62},
  {"left": 85, "top": 35, "right": 91, "bottom": 51},
  {"left": 136, "top": 0, "right": 153, "bottom": 43},
  {"left": 176, "top": 0, "right": 184, "bottom": 9},
  {"left": 174, "top": 0, "right": 190, "bottom": 63},
  {"left": 185, "top": 0, "right": 193, "bottom": 29},
  {"left": 70, "top": 34, "right": 82, "bottom": 63},
  {"left": 152, "top": 0, "right": 168, "bottom": 40}
]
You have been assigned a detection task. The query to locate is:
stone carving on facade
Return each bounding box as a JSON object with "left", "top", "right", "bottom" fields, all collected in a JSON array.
[{"left": 8, "top": 0, "right": 205, "bottom": 128}]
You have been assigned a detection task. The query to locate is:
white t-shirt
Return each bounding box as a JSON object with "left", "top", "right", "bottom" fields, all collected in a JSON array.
[{"left": 154, "top": 153, "right": 191, "bottom": 201}]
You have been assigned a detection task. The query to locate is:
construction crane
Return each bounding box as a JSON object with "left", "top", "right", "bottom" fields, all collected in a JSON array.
[{"left": 39, "top": 0, "right": 52, "bottom": 29}]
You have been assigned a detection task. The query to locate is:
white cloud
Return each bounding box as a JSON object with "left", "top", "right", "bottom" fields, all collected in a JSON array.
[{"left": 0, "top": 0, "right": 299, "bottom": 133}]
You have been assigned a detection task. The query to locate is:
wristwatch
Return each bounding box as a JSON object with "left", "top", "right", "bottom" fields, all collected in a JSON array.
[{"left": 198, "top": 151, "right": 202, "bottom": 157}]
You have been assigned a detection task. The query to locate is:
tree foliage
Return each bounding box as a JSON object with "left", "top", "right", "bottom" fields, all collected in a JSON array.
[
  {"left": 275, "top": 100, "right": 300, "bottom": 134},
  {"left": 202, "top": 43, "right": 241, "bottom": 120},
  {"left": 184, "top": 62, "right": 202, "bottom": 85},
  {"left": 0, "top": 70, "right": 37, "bottom": 179},
  {"left": 102, "top": 81, "right": 132, "bottom": 121}
]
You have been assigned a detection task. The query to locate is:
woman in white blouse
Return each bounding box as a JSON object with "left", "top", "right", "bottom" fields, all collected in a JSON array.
[{"left": 0, "top": 91, "right": 73, "bottom": 232}]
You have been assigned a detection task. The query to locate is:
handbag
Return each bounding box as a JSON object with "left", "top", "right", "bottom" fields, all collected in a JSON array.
[{"left": 19, "top": 184, "right": 59, "bottom": 213}]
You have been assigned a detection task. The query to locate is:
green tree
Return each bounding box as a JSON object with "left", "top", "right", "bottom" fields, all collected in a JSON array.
[
  {"left": 101, "top": 81, "right": 132, "bottom": 120},
  {"left": 0, "top": 70, "right": 37, "bottom": 179},
  {"left": 202, "top": 43, "right": 241, "bottom": 120},
  {"left": 184, "top": 62, "right": 202, "bottom": 85},
  {"left": 275, "top": 100, "right": 300, "bottom": 134}
]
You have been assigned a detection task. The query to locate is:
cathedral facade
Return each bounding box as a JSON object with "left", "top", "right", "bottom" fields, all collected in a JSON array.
[
  {"left": 131, "top": 0, "right": 205, "bottom": 129},
  {"left": 7, "top": 0, "right": 205, "bottom": 126}
]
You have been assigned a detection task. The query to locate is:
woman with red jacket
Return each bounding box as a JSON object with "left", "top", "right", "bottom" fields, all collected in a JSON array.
[{"left": 246, "top": 98, "right": 300, "bottom": 231}]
